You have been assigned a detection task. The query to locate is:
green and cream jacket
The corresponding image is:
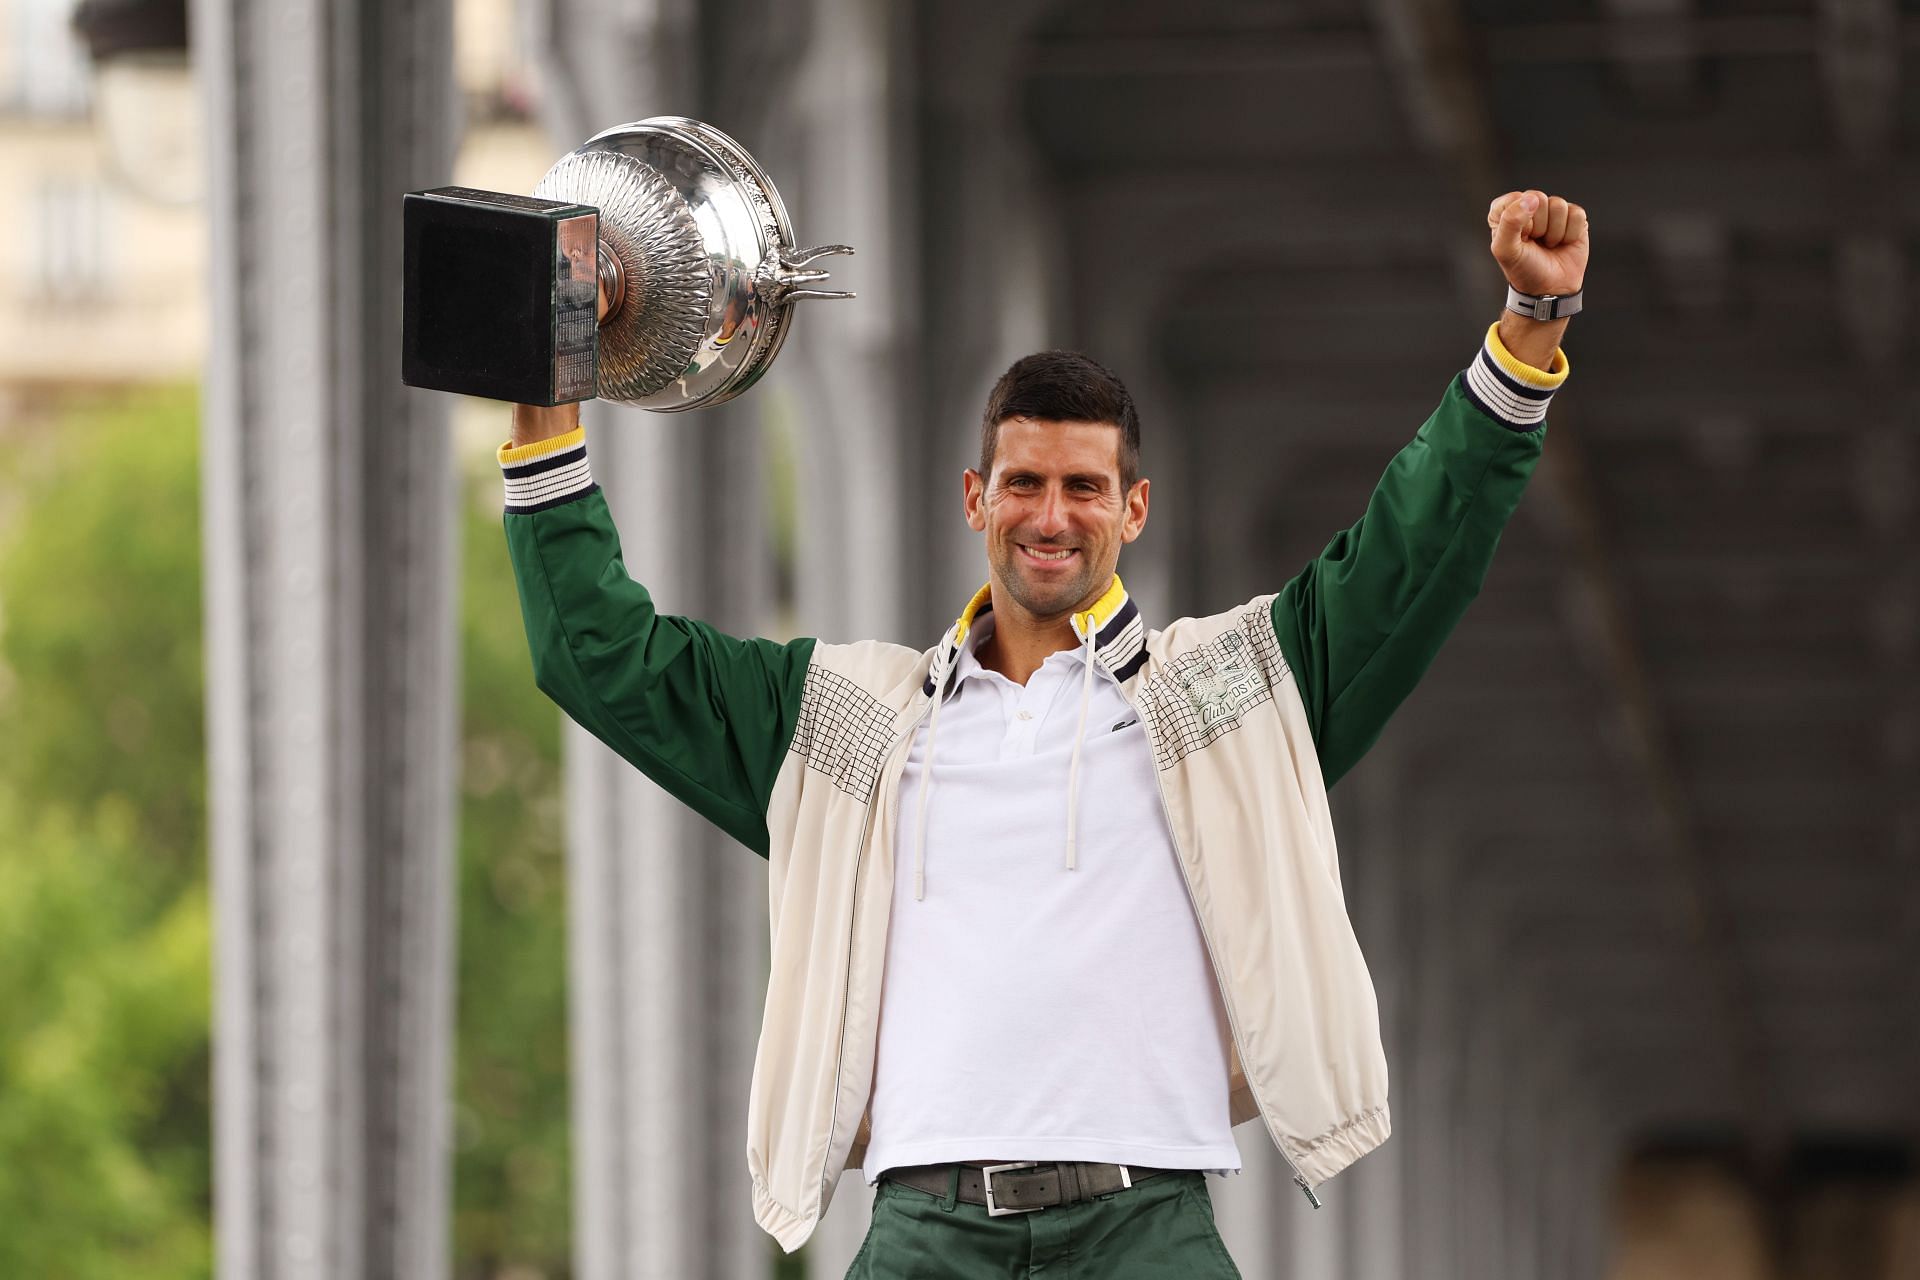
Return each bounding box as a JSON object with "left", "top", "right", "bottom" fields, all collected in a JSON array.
[{"left": 500, "top": 324, "right": 1568, "bottom": 1252}]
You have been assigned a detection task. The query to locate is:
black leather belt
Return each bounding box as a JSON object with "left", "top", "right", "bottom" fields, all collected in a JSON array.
[{"left": 882, "top": 1161, "right": 1174, "bottom": 1216}]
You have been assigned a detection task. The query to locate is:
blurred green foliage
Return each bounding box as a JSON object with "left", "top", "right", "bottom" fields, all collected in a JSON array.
[
  {"left": 0, "top": 391, "right": 571, "bottom": 1278},
  {"left": 0, "top": 389, "right": 213, "bottom": 1278},
  {"left": 452, "top": 429, "right": 572, "bottom": 1277}
]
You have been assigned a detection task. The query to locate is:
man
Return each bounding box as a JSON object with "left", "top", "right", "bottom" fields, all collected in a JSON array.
[{"left": 501, "top": 189, "right": 1588, "bottom": 1276}]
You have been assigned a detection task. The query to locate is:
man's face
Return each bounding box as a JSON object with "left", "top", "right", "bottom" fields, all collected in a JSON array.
[{"left": 963, "top": 417, "right": 1149, "bottom": 623}]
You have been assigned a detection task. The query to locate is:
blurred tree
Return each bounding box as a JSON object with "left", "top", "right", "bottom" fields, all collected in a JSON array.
[
  {"left": 451, "top": 438, "right": 572, "bottom": 1278},
  {"left": 0, "top": 792, "right": 213, "bottom": 1279},
  {"left": 0, "top": 393, "right": 573, "bottom": 1278},
  {"left": 0, "top": 390, "right": 213, "bottom": 1279},
  {"left": 0, "top": 389, "right": 207, "bottom": 899}
]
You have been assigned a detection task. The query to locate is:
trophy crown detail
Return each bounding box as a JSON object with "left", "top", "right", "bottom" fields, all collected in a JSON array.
[
  {"left": 763, "top": 243, "right": 856, "bottom": 305},
  {"left": 541, "top": 116, "right": 856, "bottom": 411}
]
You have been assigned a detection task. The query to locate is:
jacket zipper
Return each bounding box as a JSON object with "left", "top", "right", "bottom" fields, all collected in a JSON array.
[
  {"left": 1126, "top": 674, "right": 1323, "bottom": 1209},
  {"left": 816, "top": 697, "right": 934, "bottom": 1206}
]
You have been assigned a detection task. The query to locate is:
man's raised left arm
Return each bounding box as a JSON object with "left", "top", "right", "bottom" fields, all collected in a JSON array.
[{"left": 1271, "top": 189, "right": 1590, "bottom": 787}]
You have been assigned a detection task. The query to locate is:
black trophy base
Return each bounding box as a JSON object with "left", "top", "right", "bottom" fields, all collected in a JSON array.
[{"left": 402, "top": 187, "right": 600, "bottom": 405}]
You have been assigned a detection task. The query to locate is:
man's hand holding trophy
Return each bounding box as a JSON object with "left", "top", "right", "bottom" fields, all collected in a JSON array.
[{"left": 402, "top": 116, "right": 853, "bottom": 437}]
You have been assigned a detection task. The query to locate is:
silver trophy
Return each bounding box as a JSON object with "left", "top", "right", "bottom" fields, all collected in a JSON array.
[{"left": 402, "top": 116, "right": 852, "bottom": 411}]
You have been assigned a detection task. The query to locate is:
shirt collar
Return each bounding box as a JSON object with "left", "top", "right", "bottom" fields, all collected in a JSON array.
[
  {"left": 949, "top": 613, "right": 997, "bottom": 686},
  {"left": 923, "top": 575, "right": 1149, "bottom": 698},
  {"left": 950, "top": 612, "right": 1091, "bottom": 689}
]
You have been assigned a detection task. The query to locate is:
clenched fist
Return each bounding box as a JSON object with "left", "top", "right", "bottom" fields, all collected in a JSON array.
[{"left": 1488, "top": 190, "right": 1588, "bottom": 297}]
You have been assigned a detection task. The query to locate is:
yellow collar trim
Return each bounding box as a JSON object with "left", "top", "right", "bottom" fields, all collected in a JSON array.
[
  {"left": 952, "top": 575, "right": 1130, "bottom": 646},
  {"left": 952, "top": 583, "right": 995, "bottom": 646},
  {"left": 1071, "top": 574, "right": 1130, "bottom": 641}
]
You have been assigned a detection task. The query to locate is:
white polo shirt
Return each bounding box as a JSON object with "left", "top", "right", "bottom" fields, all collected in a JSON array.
[{"left": 860, "top": 614, "right": 1243, "bottom": 1180}]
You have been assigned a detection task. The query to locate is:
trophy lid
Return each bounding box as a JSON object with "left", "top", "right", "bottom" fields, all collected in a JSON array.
[{"left": 534, "top": 116, "right": 852, "bottom": 412}]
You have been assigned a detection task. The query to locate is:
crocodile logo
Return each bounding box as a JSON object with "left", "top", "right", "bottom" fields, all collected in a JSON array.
[{"left": 1179, "top": 634, "right": 1267, "bottom": 728}]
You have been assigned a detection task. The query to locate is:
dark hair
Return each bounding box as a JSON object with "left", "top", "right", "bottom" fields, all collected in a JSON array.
[{"left": 980, "top": 350, "right": 1141, "bottom": 491}]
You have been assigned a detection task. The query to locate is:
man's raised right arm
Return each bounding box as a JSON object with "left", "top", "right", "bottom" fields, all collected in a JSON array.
[{"left": 502, "top": 401, "right": 815, "bottom": 858}]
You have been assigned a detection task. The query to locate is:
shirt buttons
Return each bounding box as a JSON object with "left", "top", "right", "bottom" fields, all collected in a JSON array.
[{"left": 1016, "top": 710, "right": 1034, "bottom": 721}]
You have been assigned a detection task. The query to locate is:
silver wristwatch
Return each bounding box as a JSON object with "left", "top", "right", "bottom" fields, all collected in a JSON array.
[{"left": 1505, "top": 285, "right": 1583, "bottom": 321}]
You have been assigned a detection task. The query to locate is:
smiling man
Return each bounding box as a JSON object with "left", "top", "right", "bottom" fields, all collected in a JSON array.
[{"left": 500, "top": 189, "right": 1588, "bottom": 1276}]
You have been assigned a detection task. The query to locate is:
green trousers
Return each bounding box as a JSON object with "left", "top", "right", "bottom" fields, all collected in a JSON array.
[{"left": 843, "top": 1170, "right": 1244, "bottom": 1279}]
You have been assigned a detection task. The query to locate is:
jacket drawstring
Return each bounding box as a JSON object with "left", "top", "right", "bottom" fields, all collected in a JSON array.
[
  {"left": 1064, "top": 613, "right": 1096, "bottom": 873},
  {"left": 916, "top": 614, "right": 1101, "bottom": 899},
  {"left": 911, "top": 656, "right": 947, "bottom": 901}
]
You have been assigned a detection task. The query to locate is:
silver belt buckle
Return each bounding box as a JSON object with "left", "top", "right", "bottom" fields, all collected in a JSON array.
[{"left": 981, "top": 1161, "right": 1045, "bottom": 1216}]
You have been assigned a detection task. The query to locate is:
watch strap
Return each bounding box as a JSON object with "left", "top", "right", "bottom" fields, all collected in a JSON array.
[{"left": 1505, "top": 285, "right": 1583, "bottom": 321}]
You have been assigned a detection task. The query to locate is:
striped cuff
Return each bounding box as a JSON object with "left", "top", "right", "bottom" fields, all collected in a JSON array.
[
  {"left": 499, "top": 426, "right": 595, "bottom": 513},
  {"left": 1460, "top": 322, "right": 1570, "bottom": 431}
]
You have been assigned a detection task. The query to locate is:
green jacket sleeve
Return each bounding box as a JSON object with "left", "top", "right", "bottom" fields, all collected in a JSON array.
[
  {"left": 506, "top": 485, "right": 815, "bottom": 857},
  {"left": 1271, "top": 365, "right": 1551, "bottom": 788}
]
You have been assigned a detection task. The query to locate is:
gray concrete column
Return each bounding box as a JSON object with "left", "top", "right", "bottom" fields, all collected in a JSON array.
[
  {"left": 1389, "top": 798, "right": 1618, "bottom": 1280},
  {"left": 1210, "top": 676, "right": 1413, "bottom": 1279},
  {"left": 783, "top": 0, "right": 917, "bottom": 649},
  {"left": 1209, "top": 1136, "right": 1347, "bottom": 1278},
  {"left": 1212, "top": 1123, "right": 1302, "bottom": 1273},
  {"left": 1505, "top": 1028, "right": 1551, "bottom": 1280},
  {"left": 196, "top": 0, "right": 460, "bottom": 1276},
  {"left": 1456, "top": 902, "right": 1504, "bottom": 1280},
  {"left": 915, "top": 0, "right": 1068, "bottom": 632},
  {"left": 1290, "top": 1187, "right": 1348, "bottom": 1280},
  {"left": 1336, "top": 744, "right": 1409, "bottom": 1280},
  {"left": 1404, "top": 829, "right": 1464, "bottom": 1280},
  {"left": 1574, "top": 1108, "right": 1618, "bottom": 1280},
  {"left": 1497, "top": 997, "right": 1543, "bottom": 1280},
  {"left": 1536, "top": 1044, "right": 1587, "bottom": 1280},
  {"left": 1526, "top": 1016, "right": 1596, "bottom": 1280},
  {"left": 1484, "top": 981, "right": 1522, "bottom": 1280},
  {"left": 1538, "top": 1106, "right": 1568, "bottom": 1280},
  {"left": 535, "top": 3, "right": 787, "bottom": 1276}
]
